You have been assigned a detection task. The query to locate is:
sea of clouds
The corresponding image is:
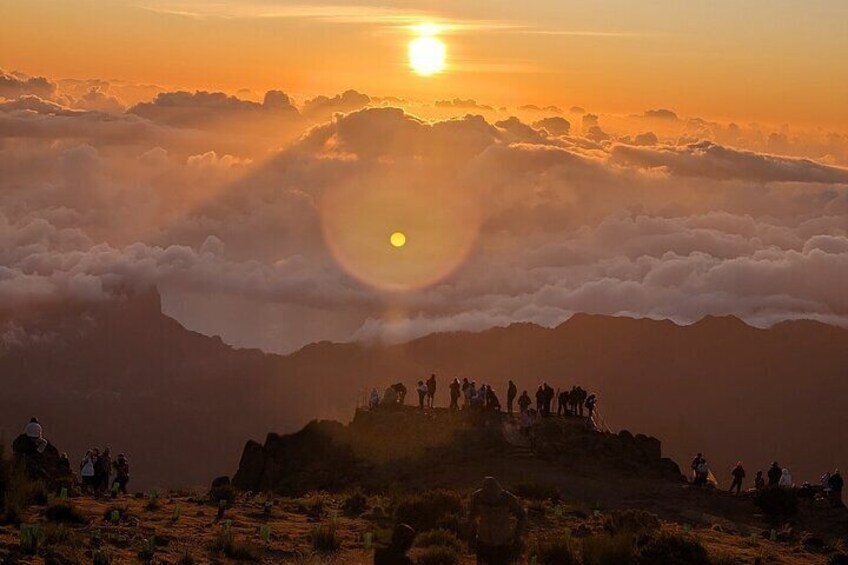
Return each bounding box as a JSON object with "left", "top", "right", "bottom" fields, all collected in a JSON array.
[{"left": 1, "top": 69, "right": 846, "bottom": 352}]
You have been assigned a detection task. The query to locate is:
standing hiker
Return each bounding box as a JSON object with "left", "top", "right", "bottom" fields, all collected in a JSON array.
[
  {"left": 112, "top": 454, "right": 130, "bottom": 495},
  {"left": 506, "top": 381, "right": 517, "bottom": 415},
  {"left": 416, "top": 381, "right": 428, "bottom": 410},
  {"left": 426, "top": 374, "right": 437, "bottom": 408},
  {"left": 767, "top": 462, "right": 782, "bottom": 486},
  {"left": 449, "top": 378, "right": 461, "bottom": 410},
  {"left": 729, "top": 462, "right": 746, "bottom": 495},
  {"left": 517, "top": 391, "right": 532, "bottom": 414}
]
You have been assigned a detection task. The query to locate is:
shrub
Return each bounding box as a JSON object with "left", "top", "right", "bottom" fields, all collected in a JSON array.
[
  {"left": 634, "top": 533, "right": 710, "bottom": 565},
  {"left": 414, "top": 529, "right": 463, "bottom": 553},
  {"left": 582, "top": 532, "right": 637, "bottom": 565},
  {"left": 512, "top": 482, "right": 560, "bottom": 501},
  {"left": 603, "top": 509, "right": 661, "bottom": 535},
  {"left": 416, "top": 545, "right": 460, "bottom": 565},
  {"left": 102, "top": 504, "right": 129, "bottom": 523},
  {"left": 210, "top": 483, "right": 236, "bottom": 504},
  {"left": 44, "top": 501, "right": 87, "bottom": 524},
  {"left": 19, "top": 523, "right": 44, "bottom": 555},
  {"left": 177, "top": 551, "right": 197, "bottom": 565},
  {"left": 394, "top": 491, "right": 464, "bottom": 532},
  {"left": 311, "top": 522, "right": 341, "bottom": 553},
  {"left": 753, "top": 486, "right": 798, "bottom": 520},
  {"left": 210, "top": 528, "right": 262, "bottom": 561},
  {"left": 145, "top": 490, "right": 161, "bottom": 511},
  {"left": 530, "top": 533, "right": 580, "bottom": 565},
  {"left": 3, "top": 471, "right": 49, "bottom": 524},
  {"left": 342, "top": 490, "right": 368, "bottom": 516}
]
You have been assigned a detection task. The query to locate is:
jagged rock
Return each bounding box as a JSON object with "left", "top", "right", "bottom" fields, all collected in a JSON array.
[{"left": 11, "top": 434, "right": 76, "bottom": 492}]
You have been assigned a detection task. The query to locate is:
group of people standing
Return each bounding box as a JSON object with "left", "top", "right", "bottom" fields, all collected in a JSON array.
[
  {"left": 79, "top": 447, "right": 130, "bottom": 495},
  {"left": 691, "top": 453, "right": 844, "bottom": 505},
  {"left": 367, "top": 375, "right": 598, "bottom": 427}
]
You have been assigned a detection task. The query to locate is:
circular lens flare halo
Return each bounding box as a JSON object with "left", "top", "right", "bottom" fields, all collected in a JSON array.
[{"left": 319, "top": 174, "right": 479, "bottom": 292}]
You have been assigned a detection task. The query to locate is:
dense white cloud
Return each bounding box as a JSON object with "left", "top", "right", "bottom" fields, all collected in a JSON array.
[{"left": 1, "top": 71, "right": 847, "bottom": 352}]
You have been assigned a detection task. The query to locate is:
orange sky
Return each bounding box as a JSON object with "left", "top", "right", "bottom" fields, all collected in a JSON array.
[{"left": 2, "top": 0, "right": 848, "bottom": 127}]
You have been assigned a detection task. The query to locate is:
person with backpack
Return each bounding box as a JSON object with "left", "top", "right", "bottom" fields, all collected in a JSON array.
[
  {"left": 391, "top": 382, "right": 407, "bottom": 405},
  {"left": 754, "top": 470, "right": 766, "bottom": 491},
  {"left": 374, "top": 523, "right": 416, "bottom": 565},
  {"left": 112, "top": 454, "right": 130, "bottom": 495},
  {"left": 690, "top": 453, "right": 705, "bottom": 483},
  {"left": 729, "top": 462, "right": 746, "bottom": 495},
  {"left": 506, "top": 381, "right": 517, "bottom": 415},
  {"left": 517, "top": 390, "right": 532, "bottom": 414},
  {"left": 468, "top": 477, "right": 526, "bottom": 565},
  {"left": 585, "top": 393, "right": 598, "bottom": 427},
  {"left": 96, "top": 447, "right": 112, "bottom": 494}
]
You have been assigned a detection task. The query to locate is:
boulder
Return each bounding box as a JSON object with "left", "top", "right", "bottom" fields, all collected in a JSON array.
[{"left": 11, "top": 434, "right": 76, "bottom": 492}]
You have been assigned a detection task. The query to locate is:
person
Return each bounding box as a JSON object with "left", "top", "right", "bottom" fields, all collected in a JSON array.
[
  {"left": 468, "top": 381, "right": 478, "bottom": 408},
  {"left": 59, "top": 452, "right": 71, "bottom": 472},
  {"left": 486, "top": 386, "right": 501, "bottom": 412},
  {"left": 80, "top": 450, "right": 97, "bottom": 494},
  {"left": 506, "top": 381, "right": 517, "bottom": 414},
  {"left": 96, "top": 447, "right": 112, "bottom": 494},
  {"left": 754, "top": 470, "right": 765, "bottom": 491},
  {"left": 374, "top": 523, "right": 416, "bottom": 565},
  {"left": 557, "top": 389, "right": 568, "bottom": 417},
  {"left": 468, "top": 477, "right": 526, "bottom": 565},
  {"left": 543, "top": 384, "right": 555, "bottom": 417},
  {"left": 729, "top": 462, "right": 746, "bottom": 495},
  {"left": 449, "top": 378, "right": 461, "bottom": 410},
  {"left": 778, "top": 468, "right": 793, "bottom": 488},
  {"left": 535, "top": 386, "right": 544, "bottom": 414},
  {"left": 517, "top": 391, "right": 531, "bottom": 414},
  {"left": 382, "top": 386, "right": 399, "bottom": 406},
  {"left": 24, "top": 417, "right": 48, "bottom": 453},
  {"left": 112, "top": 454, "right": 130, "bottom": 495},
  {"left": 369, "top": 388, "right": 380, "bottom": 410},
  {"left": 828, "top": 470, "right": 844, "bottom": 506},
  {"left": 426, "top": 374, "right": 437, "bottom": 408},
  {"left": 767, "top": 462, "right": 782, "bottom": 486},
  {"left": 416, "top": 380, "right": 428, "bottom": 410},
  {"left": 690, "top": 453, "right": 705, "bottom": 482},
  {"left": 462, "top": 378, "right": 471, "bottom": 408},
  {"left": 585, "top": 393, "right": 597, "bottom": 426},
  {"left": 392, "top": 382, "right": 407, "bottom": 405}
]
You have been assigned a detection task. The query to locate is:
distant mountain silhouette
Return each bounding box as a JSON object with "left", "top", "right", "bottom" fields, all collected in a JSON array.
[{"left": 2, "top": 289, "right": 846, "bottom": 488}]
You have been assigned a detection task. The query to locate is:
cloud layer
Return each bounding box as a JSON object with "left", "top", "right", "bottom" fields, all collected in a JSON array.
[{"left": 1, "top": 69, "right": 847, "bottom": 352}]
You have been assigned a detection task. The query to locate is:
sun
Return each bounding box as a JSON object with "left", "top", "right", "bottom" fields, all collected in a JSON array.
[
  {"left": 408, "top": 36, "right": 446, "bottom": 76},
  {"left": 389, "top": 231, "right": 407, "bottom": 248}
]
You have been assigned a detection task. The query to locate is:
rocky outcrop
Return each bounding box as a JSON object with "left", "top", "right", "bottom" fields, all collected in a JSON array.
[
  {"left": 11, "top": 434, "right": 76, "bottom": 491},
  {"left": 233, "top": 408, "right": 684, "bottom": 495}
]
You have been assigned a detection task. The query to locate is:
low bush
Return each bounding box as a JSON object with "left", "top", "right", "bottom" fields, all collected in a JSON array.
[
  {"left": 603, "top": 509, "right": 661, "bottom": 535},
  {"left": 416, "top": 545, "right": 460, "bottom": 565},
  {"left": 342, "top": 490, "right": 368, "bottom": 516},
  {"left": 394, "top": 490, "right": 464, "bottom": 532},
  {"left": 530, "top": 533, "right": 580, "bottom": 565},
  {"left": 634, "top": 533, "right": 710, "bottom": 565},
  {"left": 753, "top": 486, "right": 798, "bottom": 520},
  {"left": 210, "top": 528, "right": 262, "bottom": 561},
  {"left": 92, "top": 548, "right": 113, "bottom": 565},
  {"left": 311, "top": 522, "right": 341, "bottom": 553},
  {"left": 828, "top": 553, "right": 848, "bottom": 565},
  {"left": 414, "top": 529, "right": 463, "bottom": 553},
  {"left": 512, "top": 482, "right": 560, "bottom": 501},
  {"left": 210, "top": 483, "right": 236, "bottom": 504},
  {"left": 582, "top": 532, "right": 637, "bottom": 565},
  {"left": 44, "top": 501, "right": 87, "bottom": 524},
  {"left": 3, "top": 471, "right": 49, "bottom": 525}
]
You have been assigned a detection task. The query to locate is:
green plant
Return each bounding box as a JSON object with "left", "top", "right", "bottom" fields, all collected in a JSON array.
[
  {"left": 634, "top": 533, "right": 710, "bottom": 565},
  {"left": 416, "top": 545, "right": 460, "bottom": 565},
  {"left": 311, "top": 522, "right": 341, "bottom": 553},
  {"left": 414, "top": 529, "right": 463, "bottom": 553},
  {"left": 145, "top": 490, "right": 161, "bottom": 511},
  {"left": 753, "top": 486, "right": 798, "bottom": 520},
  {"left": 393, "top": 491, "right": 464, "bottom": 533},
  {"left": 44, "top": 501, "right": 87, "bottom": 524},
  {"left": 530, "top": 533, "right": 579, "bottom": 565},
  {"left": 582, "top": 532, "right": 637, "bottom": 565},
  {"left": 19, "top": 523, "right": 44, "bottom": 555},
  {"left": 93, "top": 548, "right": 113, "bottom": 565},
  {"left": 603, "top": 509, "right": 661, "bottom": 535},
  {"left": 342, "top": 490, "right": 368, "bottom": 516}
]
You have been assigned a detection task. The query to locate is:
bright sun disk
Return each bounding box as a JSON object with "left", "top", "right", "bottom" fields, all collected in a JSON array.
[
  {"left": 390, "top": 231, "right": 407, "bottom": 248},
  {"left": 408, "top": 36, "right": 446, "bottom": 76}
]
